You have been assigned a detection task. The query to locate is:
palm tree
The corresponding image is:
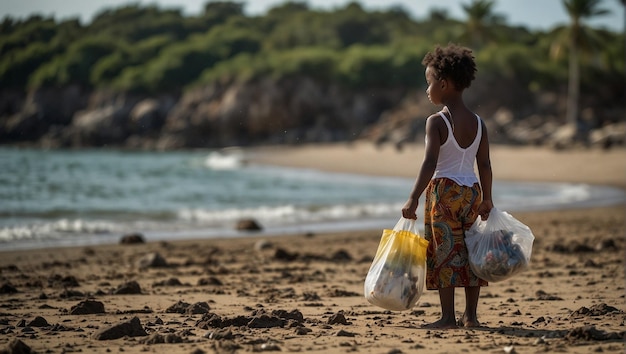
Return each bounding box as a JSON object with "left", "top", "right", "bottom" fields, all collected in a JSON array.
[
  {"left": 558, "top": 0, "right": 610, "bottom": 129},
  {"left": 460, "top": 0, "right": 505, "bottom": 48}
]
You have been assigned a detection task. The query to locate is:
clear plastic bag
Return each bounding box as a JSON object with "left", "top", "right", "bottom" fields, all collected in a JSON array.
[
  {"left": 364, "top": 218, "right": 429, "bottom": 311},
  {"left": 465, "top": 208, "right": 535, "bottom": 282}
]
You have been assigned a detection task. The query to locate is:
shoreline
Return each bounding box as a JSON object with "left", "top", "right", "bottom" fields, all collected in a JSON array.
[
  {"left": 251, "top": 142, "right": 626, "bottom": 189},
  {"left": 0, "top": 142, "right": 624, "bottom": 354}
]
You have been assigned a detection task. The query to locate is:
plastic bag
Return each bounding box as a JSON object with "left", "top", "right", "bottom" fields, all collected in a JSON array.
[
  {"left": 465, "top": 208, "right": 535, "bottom": 282},
  {"left": 364, "top": 218, "right": 429, "bottom": 311}
]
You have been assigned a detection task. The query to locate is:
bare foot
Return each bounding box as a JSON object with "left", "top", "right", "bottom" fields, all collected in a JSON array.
[
  {"left": 458, "top": 315, "right": 481, "bottom": 328},
  {"left": 421, "top": 319, "right": 458, "bottom": 329}
]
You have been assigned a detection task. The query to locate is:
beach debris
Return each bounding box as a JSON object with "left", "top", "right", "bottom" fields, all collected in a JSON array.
[
  {"left": 197, "top": 277, "right": 223, "bottom": 286},
  {"left": 535, "top": 290, "right": 563, "bottom": 301},
  {"left": 120, "top": 233, "right": 146, "bottom": 244},
  {"left": 142, "top": 332, "right": 184, "bottom": 344},
  {"left": 330, "top": 249, "right": 353, "bottom": 262},
  {"left": 136, "top": 252, "right": 168, "bottom": 268},
  {"left": 0, "top": 283, "right": 18, "bottom": 294},
  {"left": 302, "top": 291, "right": 321, "bottom": 301},
  {"left": 255, "top": 342, "right": 281, "bottom": 351},
  {"left": 187, "top": 302, "right": 212, "bottom": 315},
  {"left": 569, "top": 303, "right": 622, "bottom": 318},
  {"left": 166, "top": 300, "right": 211, "bottom": 315},
  {"left": 26, "top": 316, "right": 49, "bottom": 327},
  {"left": 236, "top": 218, "right": 263, "bottom": 231},
  {"left": 152, "top": 277, "right": 186, "bottom": 287},
  {"left": 47, "top": 274, "right": 80, "bottom": 288},
  {"left": 546, "top": 242, "right": 594, "bottom": 254},
  {"left": 595, "top": 238, "right": 619, "bottom": 251},
  {"left": 274, "top": 248, "right": 299, "bottom": 262},
  {"left": 565, "top": 325, "right": 624, "bottom": 341},
  {"left": 328, "top": 311, "right": 351, "bottom": 325},
  {"left": 532, "top": 316, "right": 546, "bottom": 325},
  {"left": 295, "top": 327, "right": 312, "bottom": 335},
  {"left": 2, "top": 339, "right": 32, "bottom": 354},
  {"left": 60, "top": 289, "right": 85, "bottom": 298},
  {"left": 503, "top": 345, "right": 516, "bottom": 353},
  {"left": 247, "top": 314, "right": 286, "bottom": 328},
  {"left": 92, "top": 316, "right": 147, "bottom": 340},
  {"left": 204, "top": 328, "right": 234, "bottom": 340},
  {"left": 335, "top": 329, "right": 357, "bottom": 337},
  {"left": 196, "top": 309, "right": 303, "bottom": 330},
  {"left": 326, "top": 288, "right": 360, "bottom": 297},
  {"left": 254, "top": 239, "right": 273, "bottom": 251},
  {"left": 70, "top": 300, "right": 105, "bottom": 315},
  {"left": 114, "top": 280, "right": 142, "bottom": 294},
  {"left": 166, "top": 300, "right": 193, "bottom": 314}
]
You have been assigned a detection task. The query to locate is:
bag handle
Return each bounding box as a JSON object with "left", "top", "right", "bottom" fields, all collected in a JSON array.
[{"left": 393, "top": 217, "right": 420, "bottom": 237}]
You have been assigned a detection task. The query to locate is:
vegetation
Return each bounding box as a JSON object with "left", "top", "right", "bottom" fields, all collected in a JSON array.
[{"left": 0, "top": 0, "right": 623, "bottom": 105}]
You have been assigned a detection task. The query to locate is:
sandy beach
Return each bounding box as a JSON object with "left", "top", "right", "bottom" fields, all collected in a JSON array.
[{"left": 0, "top": 143, "right": 624, "bottom": 354}]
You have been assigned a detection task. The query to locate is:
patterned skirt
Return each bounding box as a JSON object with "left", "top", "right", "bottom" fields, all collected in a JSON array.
[{"left": 424, "top": 177, "right": 488, "bottom": 290}]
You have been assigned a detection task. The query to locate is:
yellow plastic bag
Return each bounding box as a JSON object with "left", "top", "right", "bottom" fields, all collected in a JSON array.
[{"left": 364, "top": 218, "right": 429, "bottom": 311}]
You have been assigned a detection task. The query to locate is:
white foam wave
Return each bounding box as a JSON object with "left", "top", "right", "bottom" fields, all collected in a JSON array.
[
  {"left": 204, "top": 149, "right": 247, "bottom": 170},
  {"left": 0, "top": 219, "right": 119, "bottom": 242},
  {"left": 177, "top": 202, "right": 402, "bottom": 227}
]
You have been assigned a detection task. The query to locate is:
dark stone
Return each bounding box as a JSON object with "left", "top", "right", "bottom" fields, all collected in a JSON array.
[
  {"left": 26, "top": 316, "right": 49, "bottom": 327},
  {"left": 136, "top": 252, "right": 168, "bottom": 268},
  {"left": 330, "top": 249, "right": 352, "bottom": 262},
  {"left": 166, "top": 300, "right": 192, "bottom": 314},
  {"left": 152, "top": 278, "right": 183, "bottom": 287},
  {"left": 236, "top": 218, "right": 263, "bottom": 231},
  {"left": 92, "top": 316, "right": 147, "bottom": 340},
  {"left": 187, "top": 302, "right": 211, "bottom": 315},
  {"left": 328, "top": 312, "right": 350, "bottom": 325},
  {"left": 120, "top": 233, "right": 145, "bottom": 244},
  {"left": 247, "top": 315, "right": 285, "bottom": 328},
  {"left": 114, "top": 281, "right": 142, "bottom": 295},
  {"left": 2, "top": 339, "right": 32, "bottom": 354},
  {"left": 142, "top": 333, "right": 183, "bottom": 344},
  {"left": 70, "top": 300, "right": 105, "bottom": 315},
  {"left": 274, "top": 248, "right": 298, "bottom": 262},
  {"left": 565, "top": 325, "right": 623, "bottom": 341},
  {"left": 0, "top": 283, "right": 17, "bottom": 294},
  {"left": 197, "top": 277, "right": 223, "bottom": 286}
]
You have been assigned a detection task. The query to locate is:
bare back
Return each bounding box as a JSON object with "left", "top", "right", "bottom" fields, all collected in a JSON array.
[{"left": 439, "top": 108, "right": 479, "bottom": 149}]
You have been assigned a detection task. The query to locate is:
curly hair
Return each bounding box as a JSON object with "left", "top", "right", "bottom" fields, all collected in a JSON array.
[{"left": 422, "top": 44, "right": 476, "bottom": 90}]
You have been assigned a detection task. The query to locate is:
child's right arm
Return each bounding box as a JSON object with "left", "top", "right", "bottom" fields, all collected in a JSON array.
[{"left": 402, "top": 114, "right": 442, "bottom": 219}]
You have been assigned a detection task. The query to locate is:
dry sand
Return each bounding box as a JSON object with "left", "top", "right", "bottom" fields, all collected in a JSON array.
[{"left": 0, "top": 143, "right": 624, "bottom": 354}]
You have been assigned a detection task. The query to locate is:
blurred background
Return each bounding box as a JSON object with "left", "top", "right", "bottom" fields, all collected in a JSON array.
[{"left": 1, "top": 0, "right": 624, "bottom": 150}]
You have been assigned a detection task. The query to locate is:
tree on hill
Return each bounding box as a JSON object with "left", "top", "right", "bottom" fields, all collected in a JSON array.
[{"left": 553, "top": 0, "right": 610, "bottom": 129}]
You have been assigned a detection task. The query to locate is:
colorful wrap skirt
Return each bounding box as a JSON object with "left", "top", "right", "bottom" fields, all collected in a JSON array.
[{"left": 424, "top": 177, "right": 488, "bottom": 290}]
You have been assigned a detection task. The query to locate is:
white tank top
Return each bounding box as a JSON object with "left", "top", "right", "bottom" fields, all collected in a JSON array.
[{"left": 430, "top": 111, "right": 482, "bottom": 186}]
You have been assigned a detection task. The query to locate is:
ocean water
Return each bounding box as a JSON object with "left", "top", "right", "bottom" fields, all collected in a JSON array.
[{"left": 1, "top": 148, "right": 624, "bottom": 250}]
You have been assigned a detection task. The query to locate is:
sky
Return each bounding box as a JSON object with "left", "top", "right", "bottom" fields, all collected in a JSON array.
[{"left": 1, "top": 0, "right": 624, "bottom": 32}]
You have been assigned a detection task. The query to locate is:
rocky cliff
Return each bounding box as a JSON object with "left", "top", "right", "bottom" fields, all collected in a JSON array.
[{"left": 1, "top": 77, "right": 623, "bottom": 150}]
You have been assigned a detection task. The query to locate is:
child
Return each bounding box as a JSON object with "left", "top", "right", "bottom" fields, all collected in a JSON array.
[{"left": 401, "top": 44, "right": 493, "bottom": 329}]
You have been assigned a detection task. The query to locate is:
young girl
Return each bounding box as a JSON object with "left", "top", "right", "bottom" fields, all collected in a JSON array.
[{"left": 401, "top": 44, "right": 493, "bottom": 329}]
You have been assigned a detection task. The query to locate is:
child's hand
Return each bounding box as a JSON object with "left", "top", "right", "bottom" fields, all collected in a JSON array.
[
  {"left": 401, "top": 198, "right": 419, "bottom": 220},
  {"left": 477, "top": 200, "right": 494, "bottom": 220}
]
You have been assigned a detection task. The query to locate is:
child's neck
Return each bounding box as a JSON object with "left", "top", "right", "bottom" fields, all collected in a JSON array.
[{"left": 442, "top": 93, "right": 466, "bottom": 112}]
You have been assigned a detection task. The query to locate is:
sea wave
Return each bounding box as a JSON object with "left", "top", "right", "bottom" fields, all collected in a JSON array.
[{"left": 204, "top": 148, "right": 247, "bottom": 170}]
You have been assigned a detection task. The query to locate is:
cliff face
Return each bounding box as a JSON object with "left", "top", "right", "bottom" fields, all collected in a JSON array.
[
  {"left": 0, "top": 77, "right": 623, "bottom": 150},
  {"left": 0, "top": 78, "right": 406, "bottom": 149}
]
